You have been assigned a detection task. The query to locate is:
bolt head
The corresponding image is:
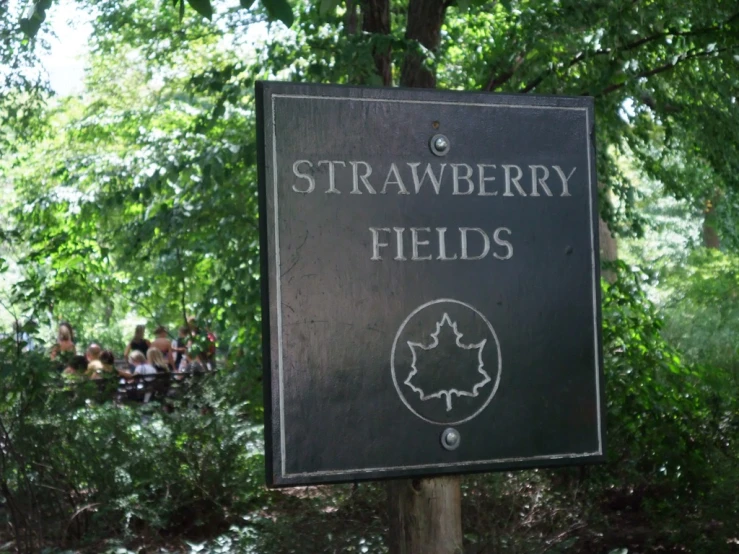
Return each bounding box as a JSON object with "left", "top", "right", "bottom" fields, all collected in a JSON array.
[
  {"left": 429, "top": 134, "right": 450, "bottom": 157},
  {"left": 441, "top": 427, "right": 461, "bottom": 450}
]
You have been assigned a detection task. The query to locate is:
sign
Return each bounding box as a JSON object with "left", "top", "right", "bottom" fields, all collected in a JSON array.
[{"left": 256, "top": 82, "right": 605, "bottom": 487}]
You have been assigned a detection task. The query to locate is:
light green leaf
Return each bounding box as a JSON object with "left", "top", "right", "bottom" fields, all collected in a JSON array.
[{"left": 319, "top": 0, "right": 341, "bottom": 16}]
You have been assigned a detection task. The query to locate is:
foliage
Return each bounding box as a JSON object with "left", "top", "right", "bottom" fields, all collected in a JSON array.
[
  {"left": 597, "top": 261, "right": 738, "bottom": 552},
  {"left": 0, "top": 0, "right": 47, "bottom": 154},
  {"left": 0, "top": 330, "right": 266, "bottom": 553},
  {"left": 6, "top": 35, "right": 262, "bottom": 369},
  {"left": 21, "top": 0, "right": 293, "bottom": 40},
  {"left": 660, "top": 249, "right": 739, "bottom": 380}
]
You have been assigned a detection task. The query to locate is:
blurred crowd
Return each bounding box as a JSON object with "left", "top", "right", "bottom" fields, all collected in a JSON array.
[{"left": 50, "top": 318, "right": 216, "bottom": 381}]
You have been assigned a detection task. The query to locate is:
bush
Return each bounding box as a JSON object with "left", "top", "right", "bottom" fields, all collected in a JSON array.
[
  {"left": 0, "top": 333, "right": 265, "bottom": 553},
  {"left": 592, "top": 261, "right": 738, "bottom": 552}
]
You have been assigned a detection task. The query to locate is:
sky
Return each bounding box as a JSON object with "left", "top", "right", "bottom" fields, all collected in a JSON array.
[{"left": 37, "top": 0, "right": 91, "bottom": 95}]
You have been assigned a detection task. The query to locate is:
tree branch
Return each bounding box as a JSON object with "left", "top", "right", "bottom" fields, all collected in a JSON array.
[
  {"left": 595, "top": 44, "right": 738, "bottom": 97},
  {"left": 639, "top": 94, "right": 682, "bottom": 114},
  {"left": 518, "top": 11, "right": 739, "bottom": 94},
  {"left": 628, "top": 11, "right": 739, "bottom": 49},
  {"left": 519, "top": 47, "right": 609, "bottom": 94},
  {"left": 484, "top": 52, "right": 525, "bottom": 92}
]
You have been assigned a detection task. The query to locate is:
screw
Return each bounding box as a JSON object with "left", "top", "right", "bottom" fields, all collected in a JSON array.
[
  {"left": 429, "top": 134, "right": 450, "bottom": 156},
  {"left": 441, "top": 427, "right": 461, "bottom": 450}
]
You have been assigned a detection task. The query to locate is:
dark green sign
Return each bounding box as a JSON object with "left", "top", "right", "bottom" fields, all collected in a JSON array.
[{"left": 257, "top": 81, "right": 605, "bottom": 487}]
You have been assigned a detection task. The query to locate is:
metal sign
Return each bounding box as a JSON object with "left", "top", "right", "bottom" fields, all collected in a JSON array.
[{"left": 256, "top": 81, "right": 604, "bottom": 487}]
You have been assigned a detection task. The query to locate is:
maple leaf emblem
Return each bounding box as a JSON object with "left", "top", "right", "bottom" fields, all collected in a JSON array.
[{"left": 404, "top": 313, "right": 491, "bottom": 411}]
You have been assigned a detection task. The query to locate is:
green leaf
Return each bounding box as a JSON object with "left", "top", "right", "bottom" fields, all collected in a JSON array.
[
  {"left": 19, "top": 17, "right": 41, "bottom": 38},
  {"left": 456, "top": 0, "right": 470, "bottom": 11},
  {"left": 262, "top": 0, "right": 293, "bottom": 27},
  {"left": 186, "top": 0, "right": 213, "bottom": 20},
  {"left": 19, "top": 0, "right": 53, "bottom": 38},
  {"left": 239, "top": 0, "right": 256, "bottom": 9},
  {"left": 319, "top": 0, "right": 340, "bottom": 16}
]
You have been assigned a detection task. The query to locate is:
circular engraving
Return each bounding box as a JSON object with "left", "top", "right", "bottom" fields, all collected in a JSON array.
[{"left": 391, "top": 298, "right": 502, "bottom": 425}]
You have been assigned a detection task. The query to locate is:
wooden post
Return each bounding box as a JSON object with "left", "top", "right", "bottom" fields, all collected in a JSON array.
[
  {"left": 387, "top": 476, "right": 463, "bottom": 554},
  {"left": 388, "top": 0, "right": 460, "bottom": 548}
]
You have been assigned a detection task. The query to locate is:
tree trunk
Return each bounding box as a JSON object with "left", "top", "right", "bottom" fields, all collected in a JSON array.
[
  {"left": 703, "top": 221, "right": 720, "bottom": 249},
  {"left": 399, "top": 0, "right": 447, "bottom": 88},
  {"left": 361, "top": 0, "right": 392, "bottom": 85},
  {"left": 598, "top": 217, "right": 618, "bottom": 281},
  {"left": 387, "top": 476, "right": 463, "bottom": 554},
  {"left": 702, "top": 197, "right": 720, "bottom": 249},
  {"left": 598, "top": 183, "right": 618, "bottom": 283},
  {"left": 345, "top": 0, "right": 359, "bottom": 36}
]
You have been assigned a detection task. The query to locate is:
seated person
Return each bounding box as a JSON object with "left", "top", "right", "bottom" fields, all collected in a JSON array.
[
  {"left": 151, "top": 326, "right": 171, "bottom": 358},
  {"left": 184, "top": 351, "right": 207, "bottom": 374},
  {"left": 117, "top": 350, "right": 157, "bottom": 382},
  {"left": 100, "top": 350, "right": 115, "bottom": 370},
  {"left": 170, "top": 326, "right": 189, "bottom": 372},
  {"left": 86, "top": 343, "right": 102, "bottom": 362},
  {"left": 62, "top": 355, "right": 88, "bottom": 379},
  {"left": 86, "top": 349, "right": 116, "bottom": 380},
  {"left": 51, "top": 324, "right": 76, "bottom": 361},
  {"left": 146, "top": 347, "right": 169, "bottom": 373}
]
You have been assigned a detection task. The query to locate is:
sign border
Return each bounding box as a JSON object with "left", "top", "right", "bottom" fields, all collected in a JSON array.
[{"left": 256, "top": 81, "right": 605, "bottom": 487}]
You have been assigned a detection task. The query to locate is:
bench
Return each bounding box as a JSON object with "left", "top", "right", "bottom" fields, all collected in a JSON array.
[{"left": 62, "top": 370, "right": 210, "bottom": 407}]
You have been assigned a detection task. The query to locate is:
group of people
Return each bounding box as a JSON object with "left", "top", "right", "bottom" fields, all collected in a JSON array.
[{"left": 50, "top": 319, "right": 215, "bottom": 382}]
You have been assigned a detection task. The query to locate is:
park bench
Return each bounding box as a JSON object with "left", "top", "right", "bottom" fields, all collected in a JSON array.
[{"left": 61, "top": 370, "right": 211, "bottom": 408}]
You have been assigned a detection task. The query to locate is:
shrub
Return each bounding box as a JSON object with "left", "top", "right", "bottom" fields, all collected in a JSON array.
[{"left": 0, "top": 333, "right": 265, "bottom": 553}]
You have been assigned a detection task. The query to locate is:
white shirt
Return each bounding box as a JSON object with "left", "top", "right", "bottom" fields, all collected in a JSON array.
[{"left": 133, "top": 363, "right": 157, "bottom": 381}]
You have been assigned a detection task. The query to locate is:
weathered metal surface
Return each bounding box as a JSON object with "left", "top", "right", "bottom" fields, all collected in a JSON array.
[{"left": 256, "top": 81, "right": 604, "bottom": 486}]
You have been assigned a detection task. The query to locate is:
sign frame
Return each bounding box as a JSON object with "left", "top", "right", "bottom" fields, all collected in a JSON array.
[{"left": 256, "top": 81, "right": 605, "bottom": 487}]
